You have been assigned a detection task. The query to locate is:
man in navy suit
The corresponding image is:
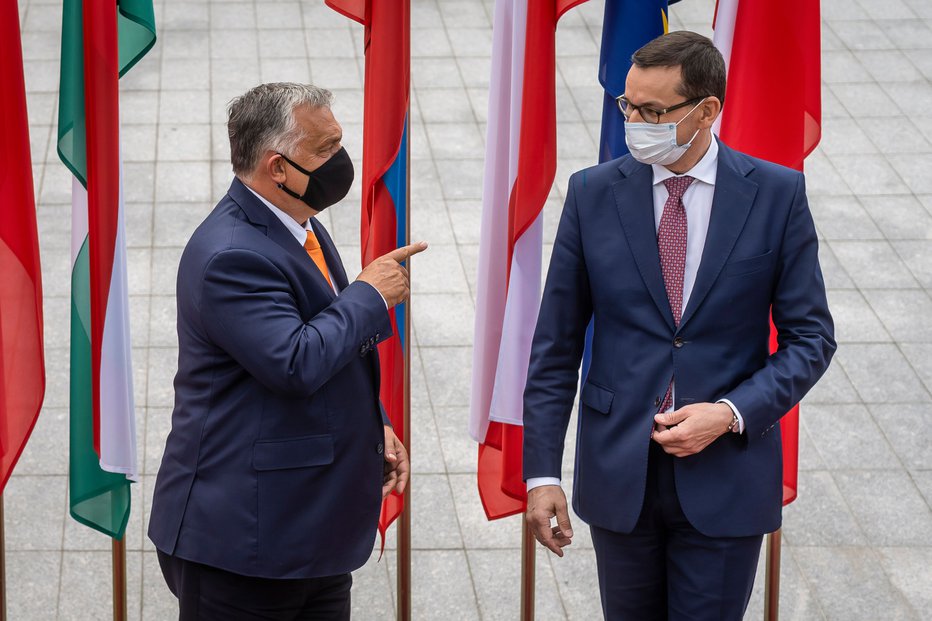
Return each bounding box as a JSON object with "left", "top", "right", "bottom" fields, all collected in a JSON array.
[
  {"left": 149, "top": 83, "right": 426, "bottom": 619},
  {"left": 523, "top": 32, "right": 835, "bottom": 620}
]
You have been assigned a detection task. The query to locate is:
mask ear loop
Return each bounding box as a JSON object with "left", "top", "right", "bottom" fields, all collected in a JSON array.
[
  {"left": 674, "top": 98, "right": 708, "bottom": 148},
  {"left": 275, "top": 153, "right": 307, "bottom": 200}
]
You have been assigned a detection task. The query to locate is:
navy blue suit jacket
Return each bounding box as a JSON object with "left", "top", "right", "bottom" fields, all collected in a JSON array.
[
  {"left": 523, "top": 141, "right": 836, "bottom": 538},
  {"left": 148, "top": 178, "right": 392, "bottom": 579}
]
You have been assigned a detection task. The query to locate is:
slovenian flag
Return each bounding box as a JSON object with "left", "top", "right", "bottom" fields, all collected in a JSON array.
[
  {"left": 713, "top": 0, "right": 822, "bottom": 505},
  {"left": 58, "top": 0, "right": 155, "bottom": 538},
  {"left": 326, "top": 0, "right": 410, "bottom": 541},
  {"left": 469, "top": 0, "right": 589, "bottom": 521},
  {"left": 0, "top": 1, "right": 45, "bottom": 494}
]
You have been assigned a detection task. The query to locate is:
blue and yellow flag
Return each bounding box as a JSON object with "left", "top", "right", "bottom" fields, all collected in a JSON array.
[{"left": 598, "top": 0, "right": 672, "bottom": 163}]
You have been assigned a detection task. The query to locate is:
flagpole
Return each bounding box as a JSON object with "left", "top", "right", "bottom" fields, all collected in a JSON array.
[
  {"left": 396, "top": 104, "right": 412, "bottom": 621},
  {"left": 112, "top": 537, "right": 127, "bottom": 621},
  {"left": 520, "top": 520, "right": 535, "bottom": 621},
  {"left": 763, "top": 529, "right": 781, "bottom": 621},
  {"left": 0, "top": 495, "right": 6, "bottom": 621}
]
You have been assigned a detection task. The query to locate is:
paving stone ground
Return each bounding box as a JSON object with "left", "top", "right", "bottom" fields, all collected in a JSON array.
[{"left": 12, "top": 0, "right": 932, "bottom": 618}]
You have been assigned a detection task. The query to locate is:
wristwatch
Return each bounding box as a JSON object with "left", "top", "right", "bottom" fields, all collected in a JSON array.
[{"left": 727, "top": 411, "right": 740, "bottom": 433}]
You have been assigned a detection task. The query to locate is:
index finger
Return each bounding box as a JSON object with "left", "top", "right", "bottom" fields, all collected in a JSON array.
[{"left": 386, "top": 241, "right": 428, "bottom": 263}]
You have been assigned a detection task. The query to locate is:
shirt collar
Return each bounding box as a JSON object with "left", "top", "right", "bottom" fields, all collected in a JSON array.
[
  {"left": 651, "top": 133, "right": 719, "bottom": 187},
  {"left": 243, "top": 184, "right": 312, "bottom": 246}
]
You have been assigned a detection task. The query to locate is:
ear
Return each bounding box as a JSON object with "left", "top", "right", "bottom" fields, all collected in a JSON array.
[
  {"left": 698, "top": 97, "right": 722, "bottom": 129},
  {"left": 265, "top": 152, "right": 288, "bottom": 184}
]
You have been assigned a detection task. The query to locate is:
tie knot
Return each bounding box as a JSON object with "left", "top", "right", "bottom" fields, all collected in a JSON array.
[
  {"left": 663, "top": 175, "right": 695, "bottom": 200},
  {"left": 304, "top": 229, "right": 321, "bottom": 251}
]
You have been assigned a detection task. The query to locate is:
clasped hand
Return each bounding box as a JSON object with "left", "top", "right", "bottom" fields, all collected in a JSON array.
[{"left": 651, "top": 402, "right": 734, "bottom": 457}]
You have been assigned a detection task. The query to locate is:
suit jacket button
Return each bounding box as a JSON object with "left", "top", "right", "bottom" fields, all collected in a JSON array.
[
  {"left": 377, "top": 443, "right": 384, "bottom": 454},
  {"left": 673, "top": 337, "right": 684, "bottom": 348},
  {"left": 654, "top": 397, "right": 661, "bottom": 407},
  {"left": 360, "top": 345, "right": 368, "bottom": 356}
]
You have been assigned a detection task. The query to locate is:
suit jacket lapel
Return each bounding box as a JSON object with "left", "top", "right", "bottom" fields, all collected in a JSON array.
[
  {"left": 613, "top": 159, "right": 676, "bottom": 331},
  {"left": 311, "top": 218, "right": 350, "bottom": 292},
  {"left": 678, "top": 142, "right": 758, "bottom": 330},
  {"left": 228, "top": 178, "right": 337, "bottom": 301}
]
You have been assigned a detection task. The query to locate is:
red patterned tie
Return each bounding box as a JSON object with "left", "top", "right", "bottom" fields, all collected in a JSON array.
[{"left": 658, "top": 175, "right": 694, "bottom": 413}]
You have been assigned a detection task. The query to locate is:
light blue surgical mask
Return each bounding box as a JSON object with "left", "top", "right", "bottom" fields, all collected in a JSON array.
[{"left": 624, "top": 98, "right": 705, "bottom": 166}]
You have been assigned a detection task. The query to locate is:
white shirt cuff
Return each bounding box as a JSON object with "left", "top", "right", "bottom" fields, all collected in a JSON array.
[
  {"left": 717, "top": 398, "right": 745, "bottom": 434},
  {"left": 527, "top": 477, "right": 561, "bottom": 492},
  {"left": 377, "top": 289, "right": 388, "bottom": 309}
]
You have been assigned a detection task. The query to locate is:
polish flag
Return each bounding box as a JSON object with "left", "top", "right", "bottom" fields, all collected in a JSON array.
[
  {"left": 713, "top": 0, "right": 821, "bottom": 504},
  {"left": 469, "top": 0, "right": 588, "bottom": 520}
]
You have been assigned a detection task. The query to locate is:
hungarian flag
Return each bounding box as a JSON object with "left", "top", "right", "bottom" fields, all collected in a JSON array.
[
  {"left": 0, "top": 1, "right": 45, "bottom": 494},
  {"left": 326, "top": 0, "right": 410, "bottom": 542},
  {"left": 58, "top": 0, "right": 155, "bottom": 538},
  {"left": 713, "top": 0, "right": 821, "bottom": 505},
  {"left": 469, "top": 0, "right": 589, "bottom": 521}
]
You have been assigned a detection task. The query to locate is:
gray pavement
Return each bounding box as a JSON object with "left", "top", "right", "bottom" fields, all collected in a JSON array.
[{"left": 12, "top": 0, "right": 932, "bottom": 618}]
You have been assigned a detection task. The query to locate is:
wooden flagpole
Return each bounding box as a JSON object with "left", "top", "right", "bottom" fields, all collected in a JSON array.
[
  {"left": 764, "top": 529, "right": 781, "bottom": 621},
  {"left": 112, "top": 537, "right": 127, "bottom": 621},
  {"left": 520, "top": 520, "right": 536, "bottom": 621},
  {"left": 396, "top": 98, "right": 412, "bottom": 621},
  {"left": 0, "top": 495, "right": 6, "bottom": 621}
]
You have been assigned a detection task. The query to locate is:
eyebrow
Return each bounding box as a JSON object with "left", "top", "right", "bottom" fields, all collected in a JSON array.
[
  {"left": 622, "top": 95, "right": 667, "bottom": 109},
  {"left": 319, "top": 134, "right": 342, "bottom": 150}
]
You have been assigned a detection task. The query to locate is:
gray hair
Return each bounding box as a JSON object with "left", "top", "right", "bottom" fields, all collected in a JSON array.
[{"left": 227, "top": 83, "right": 334, "bottom": 177}]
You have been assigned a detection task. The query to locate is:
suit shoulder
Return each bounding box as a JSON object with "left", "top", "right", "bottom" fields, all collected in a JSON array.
[
  {"left": 181, "top": 195, "right": 262, "bottom": 269},
  {"left": 567, "top": 156, "right": 628, "bottom": 190},
  {"left": 732, "top": 149, "right": 804, "bottom": 185}
]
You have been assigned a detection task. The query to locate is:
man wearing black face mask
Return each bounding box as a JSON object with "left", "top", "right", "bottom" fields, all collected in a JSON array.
[{"left": 148, "top": 83, "right": 427, "bottom": 620}]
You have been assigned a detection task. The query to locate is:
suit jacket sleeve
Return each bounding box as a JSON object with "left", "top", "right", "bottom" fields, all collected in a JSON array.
[
  {"left": 198, "top": 248, "right": 392, "bottom": 398},
  {"left": 522, "top": 174, "right": 593, "bottom": 480},
  {"left": 722, "top": 172, "right": 836, "bottom": 439}
]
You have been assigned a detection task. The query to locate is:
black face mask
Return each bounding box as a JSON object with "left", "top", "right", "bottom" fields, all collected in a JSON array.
[{"left": 277, "top": 147, "right": 354, "bottom": 211}]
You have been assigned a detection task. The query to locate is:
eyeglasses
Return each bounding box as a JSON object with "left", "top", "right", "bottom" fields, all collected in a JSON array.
[{"left": 616, "top": 95, "right": 707, "bottom": 124}]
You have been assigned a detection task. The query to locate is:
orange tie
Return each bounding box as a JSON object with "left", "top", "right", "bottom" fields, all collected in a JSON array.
[{"left": 304, "top": 230, "right": 332, "bottom": 287}]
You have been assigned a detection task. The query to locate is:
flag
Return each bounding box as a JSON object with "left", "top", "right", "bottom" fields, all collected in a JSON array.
[
  {"left": 580, "top": 0, "right": 672, "bottom": 387},
  {"left": 58, "top": 0, "right": 155, "bottom": 538},
  {"left": 598, "top": 0, "right": 670, "bottom": 163},
  {"left": 713, "top": 0, "right": 821, "bottom": 505},
  {"left": 0, "top": 1, "right": 45, "bottom": 494},
  {"left": 469, "top": 0, "right": 589, "bottom": 521},
  {"left": 326, "top": 0, "right": 410, "bottom": 542}
]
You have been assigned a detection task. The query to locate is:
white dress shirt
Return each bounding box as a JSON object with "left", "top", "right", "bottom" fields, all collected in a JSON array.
[{"left": 527, "top": 137, "right": 744, "bottom": 493}]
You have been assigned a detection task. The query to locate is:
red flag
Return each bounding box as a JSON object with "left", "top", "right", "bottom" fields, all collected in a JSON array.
[
  {"left": 714, "top": 0, "right": 821, "bottom": 504},
  {"left": 326, "top": 0, "right": 410, "bottom": 541},
  {"left": 470, "top": 0, "right": 588, "bottom": 521},
  {"left": 0, "top": 1, "right": 45, "bottom": 493}
]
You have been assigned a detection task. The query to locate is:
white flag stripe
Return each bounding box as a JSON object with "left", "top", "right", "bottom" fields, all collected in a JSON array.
[
  {"left": 711, "top": 0, "right": 738, "bottom": 136},
  {"left": 99, "top": 164, "right": 137, "bottom": 479},
  {"left": 488, "top": 213, "right": 543, "bottom": 426},
  {"left": 469, "top": 0, "right": 531, "bottom": 443}
]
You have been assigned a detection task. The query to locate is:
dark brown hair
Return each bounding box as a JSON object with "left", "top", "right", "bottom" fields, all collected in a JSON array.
[{"left": 631, "top": 31, "right": 726, "bottom": 104}]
